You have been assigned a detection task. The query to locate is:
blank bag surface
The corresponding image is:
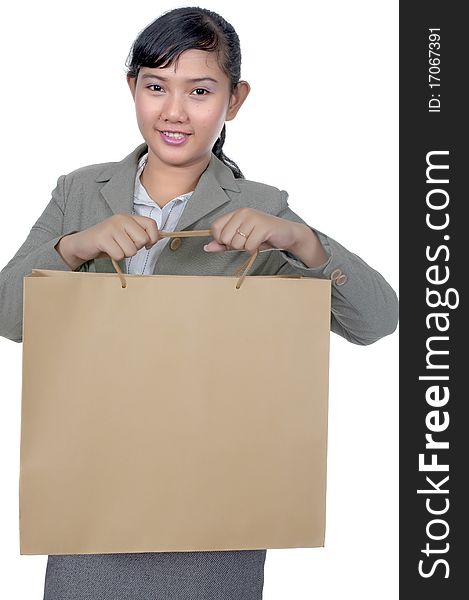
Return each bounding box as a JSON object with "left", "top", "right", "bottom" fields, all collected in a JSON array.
[{"left": 19, "top": 269, "right": 331, "bottom": 555}]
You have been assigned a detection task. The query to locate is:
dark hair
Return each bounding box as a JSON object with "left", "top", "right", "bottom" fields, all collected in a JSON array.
[{"left": 125, "top": 6, "right": 245, "bottom": 179}]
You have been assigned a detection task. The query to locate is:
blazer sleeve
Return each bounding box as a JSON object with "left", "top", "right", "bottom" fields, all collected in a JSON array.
[
  {"left": 0, "top": 175, "right": 82, "bottom": 343},
  {"left": 274, "top": 190, "right": 399, "bottom": 346}
]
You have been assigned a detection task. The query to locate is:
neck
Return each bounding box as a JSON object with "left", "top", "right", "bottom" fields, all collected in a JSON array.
[{"left": 140, "top": 150, "right": 211, "bottom": 209}]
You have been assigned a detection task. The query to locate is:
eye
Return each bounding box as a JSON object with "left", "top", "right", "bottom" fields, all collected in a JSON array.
[{"left": 146, "top": 85, "right": 209, "bottom": 96}]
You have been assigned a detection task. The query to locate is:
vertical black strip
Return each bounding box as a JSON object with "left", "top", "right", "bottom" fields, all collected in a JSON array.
[{"left": 400, "top": 2, "right": 466, "bottom": 596}]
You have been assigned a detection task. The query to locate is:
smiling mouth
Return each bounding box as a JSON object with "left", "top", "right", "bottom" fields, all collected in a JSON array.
[
  {"left": 158, "top": 130, "right": 192, "bottom": 145},
  {"left": 159, "top": 130, "right": 192, "bottom": 136}
]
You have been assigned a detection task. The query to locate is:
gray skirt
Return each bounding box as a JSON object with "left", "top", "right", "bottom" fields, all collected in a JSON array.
[{"left": 43, "top": 549, "right": 267, "bottom": 600}]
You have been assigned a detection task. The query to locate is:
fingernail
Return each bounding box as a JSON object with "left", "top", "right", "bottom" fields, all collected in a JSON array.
[{"left": 203, "top": 244, "right": 210, "bottom": 251}]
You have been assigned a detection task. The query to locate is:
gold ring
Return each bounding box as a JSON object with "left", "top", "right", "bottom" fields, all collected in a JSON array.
[{"left": 236, "top": 229, "right": 247, "bottom": 238}]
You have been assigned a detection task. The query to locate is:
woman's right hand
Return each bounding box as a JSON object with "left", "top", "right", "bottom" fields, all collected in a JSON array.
[{"left": 57, "top": 214, "right": 161, "bottom": 270}]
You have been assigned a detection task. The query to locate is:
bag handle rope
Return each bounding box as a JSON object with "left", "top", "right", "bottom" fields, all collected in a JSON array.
[{"left": 108, "top": 229, "right": 300, "bottom": 290}]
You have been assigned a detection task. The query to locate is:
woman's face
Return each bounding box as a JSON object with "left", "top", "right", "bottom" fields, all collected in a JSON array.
[{"left": 127, "top": 49, "right": 249, "bottom": 169}]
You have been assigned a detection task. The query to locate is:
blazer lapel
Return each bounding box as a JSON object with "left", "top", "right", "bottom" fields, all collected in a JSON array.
[{"left": 93, "top": 142, "right": 241, "bottom": 274}]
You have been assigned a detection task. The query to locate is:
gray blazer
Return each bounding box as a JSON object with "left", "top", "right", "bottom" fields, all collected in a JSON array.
[{"left": 0, "top": 142, "right": 398, "bottom": 345}]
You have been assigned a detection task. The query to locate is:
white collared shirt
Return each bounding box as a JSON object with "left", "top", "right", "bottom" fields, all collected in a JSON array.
[{"left": 124, "top": 152, "right": 194, "bottom": 275}]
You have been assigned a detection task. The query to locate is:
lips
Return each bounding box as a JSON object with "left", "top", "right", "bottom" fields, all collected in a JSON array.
[
  {"left": 159, "top": 130, "right": 191, "bottom": 145},
  {"left": 159, "top": 129, "right": 192, "bottom": 135}
]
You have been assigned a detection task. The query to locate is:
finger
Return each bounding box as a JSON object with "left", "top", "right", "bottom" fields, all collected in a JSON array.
[
  {"left": 219, "top": 216, "right": 255, "bottom": 250},
  {"left": 117, "top": 217, "right": 154, "bottom": 250},
  {"left": 230, "top": 224, "right": 255, "bottom": 250},
  {"left": 204, "top": 240, "right": 227, "bottom": 252},
  {"left": 210, "top": 211, "right": 240, "bottom": 245},
  {"left": 96, "top": 237, "right": 130, "bottom": 262},
  {"left": 241, "top": 226, "right": 276, "bottom": 254},
  {"left": 113, "top": 230, "right": 141, "bottom": 257},
  {"left": 129, "top": 215, "right": 160, "bottom": 247}
]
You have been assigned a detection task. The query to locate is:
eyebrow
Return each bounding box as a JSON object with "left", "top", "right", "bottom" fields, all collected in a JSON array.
[{"left": 141, "top": 74, "right": 219, "bottom": 84}]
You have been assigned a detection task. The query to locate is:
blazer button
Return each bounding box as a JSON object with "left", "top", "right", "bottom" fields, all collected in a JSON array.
[
  {"left": 330, "top": 268, "right": 342, "bottom": 280},
  {"left": 336, "top": 274, "right": 348, "bottom": 285},
  {"left": 169, "top": 237, "right": 182, "bottom": 251}
]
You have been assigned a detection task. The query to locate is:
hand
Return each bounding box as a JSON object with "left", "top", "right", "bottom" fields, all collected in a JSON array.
[
  {"left": 59, "top": 214, "right": 161, "bottom": 269},
  {"left": 204, "top": 208, "right": 302, "bottom": 255}
]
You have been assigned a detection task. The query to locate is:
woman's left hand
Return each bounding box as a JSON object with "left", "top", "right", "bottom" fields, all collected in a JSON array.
[{"left": 204, "top": 208, "right": 302, "bottom": 254}]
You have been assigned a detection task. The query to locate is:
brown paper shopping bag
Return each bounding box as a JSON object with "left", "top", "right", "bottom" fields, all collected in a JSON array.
[{"left": 19, "top": 229, "right": 331, "bottom": 555}]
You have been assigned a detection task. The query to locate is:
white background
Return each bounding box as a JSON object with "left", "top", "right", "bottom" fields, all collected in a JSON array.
[{"left": 0, "top": 1, "right": 398, "bottom": 598}]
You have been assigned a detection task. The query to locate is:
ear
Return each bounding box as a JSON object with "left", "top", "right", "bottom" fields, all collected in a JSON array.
[
  {"left": 127, "top": 75, "right": 137, "bottom": 100},
  {"left": 225, "top": 81, "right": 251, "bottom": 122}
]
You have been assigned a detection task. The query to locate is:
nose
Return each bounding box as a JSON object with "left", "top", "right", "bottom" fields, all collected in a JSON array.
[{"left": 160, "top": 92, "right": 188, "bottom": 123}]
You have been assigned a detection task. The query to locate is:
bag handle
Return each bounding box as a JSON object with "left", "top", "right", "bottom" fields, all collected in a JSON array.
[{"left": 108, "top": 228, "right": 300, "bottom": 290}]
